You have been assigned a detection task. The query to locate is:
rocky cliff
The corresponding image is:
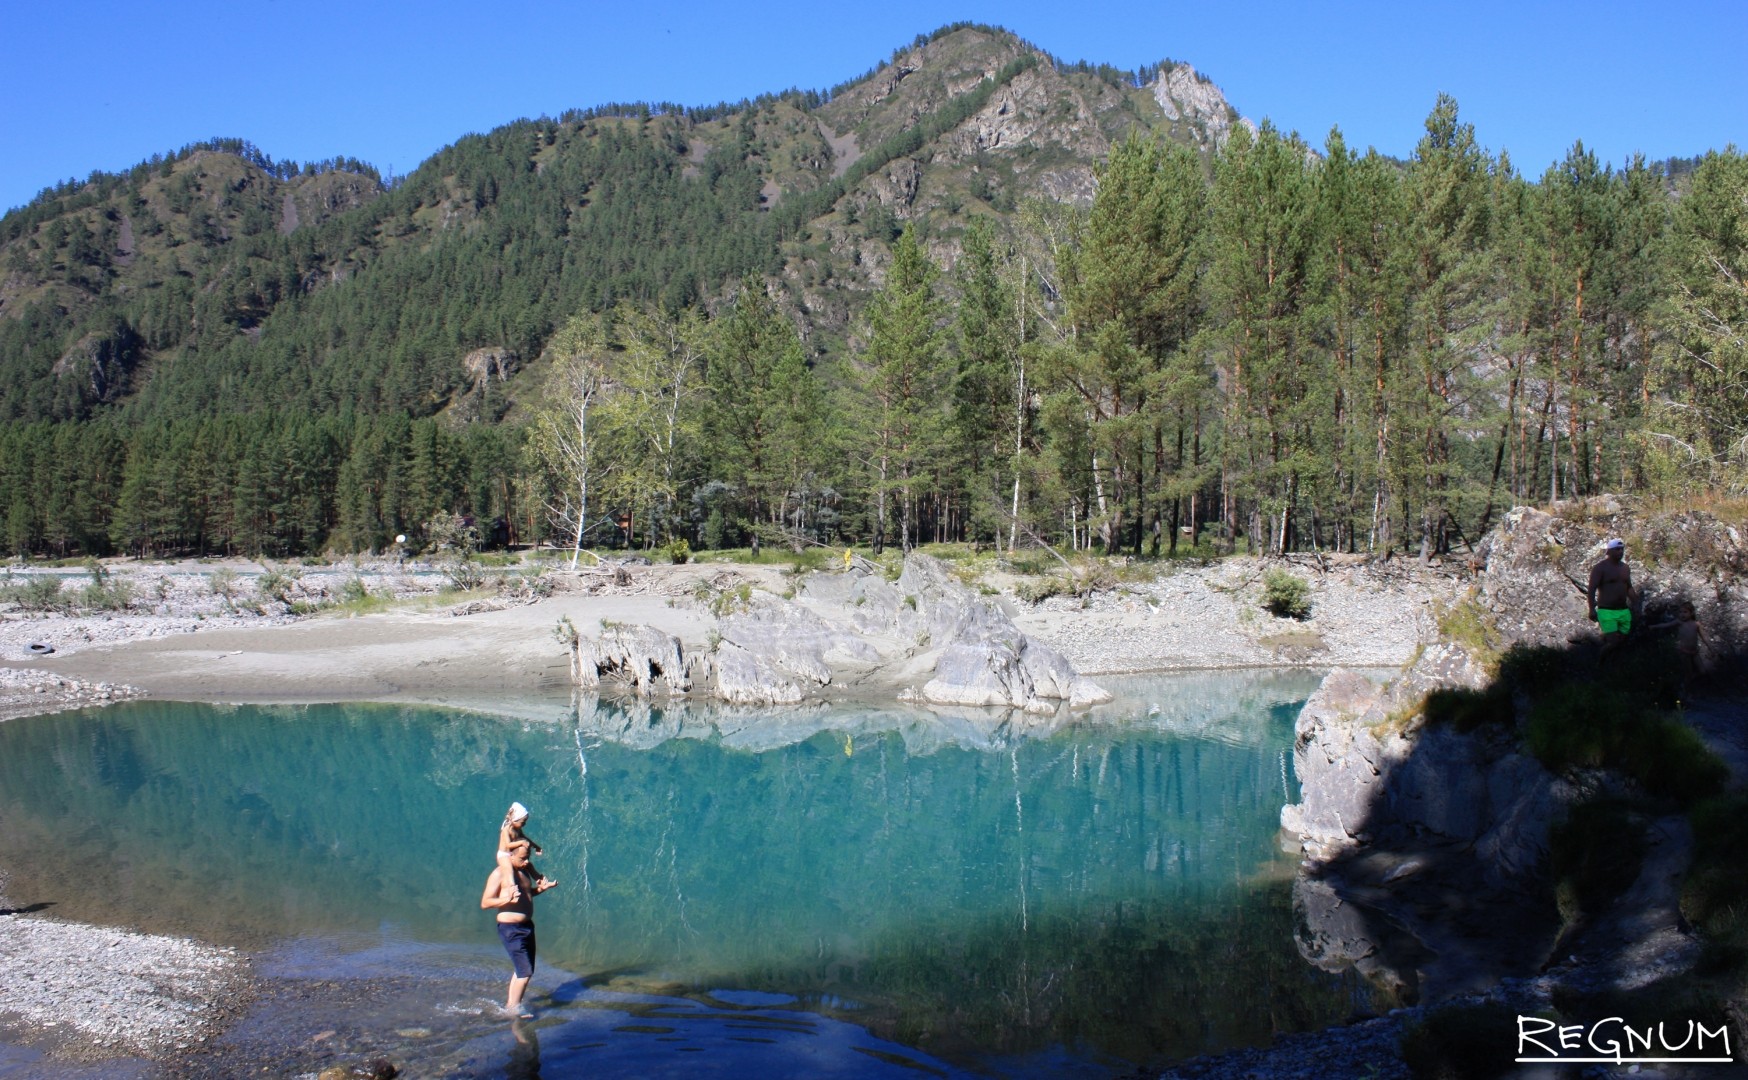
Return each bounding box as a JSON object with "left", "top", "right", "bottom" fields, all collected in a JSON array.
[{"left": 1280, "top": 498, "right": 1747, "bottom": 1004}]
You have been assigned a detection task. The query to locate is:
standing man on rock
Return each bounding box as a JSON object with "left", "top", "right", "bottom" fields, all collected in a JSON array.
[
  {"left": 1587, "top": 538, "right": 1636, "bottom": 660},
  {"left": 481, "top": 848, "right": 556, "bottom": 1018}
]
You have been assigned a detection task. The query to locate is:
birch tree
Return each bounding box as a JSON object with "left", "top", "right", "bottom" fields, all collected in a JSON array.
[{"left": 526, "top": 312, "right": 611, "bottom": 566}]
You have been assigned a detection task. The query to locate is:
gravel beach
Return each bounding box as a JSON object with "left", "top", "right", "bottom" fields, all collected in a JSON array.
[{"left": 0, "top": 872, "right": 256, "bottom": 1064}]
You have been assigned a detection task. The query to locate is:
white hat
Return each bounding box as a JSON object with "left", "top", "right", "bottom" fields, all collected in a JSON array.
[
  {"left": 1605, "top": 538, "right": 1624, "bottom": 551},
  {"left": 508, "top": 801, "right": 529, "bottom": 822}
]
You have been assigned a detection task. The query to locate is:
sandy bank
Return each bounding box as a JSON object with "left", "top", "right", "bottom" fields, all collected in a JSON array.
[{"left": 1, "top": 555, "right": 1461, "bottom": 717}]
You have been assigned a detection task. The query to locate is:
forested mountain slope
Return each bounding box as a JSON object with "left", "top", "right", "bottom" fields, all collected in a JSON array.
[
  {"left": 0, "top": 25, "right": 1238, "bottom": 425},
  {"left": 0, "top": 24, "right": 1740, "bottom": 565}
]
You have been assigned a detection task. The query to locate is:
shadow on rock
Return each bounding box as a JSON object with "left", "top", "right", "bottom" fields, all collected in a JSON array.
[{"left": 1283, "top": 502, "right": 1748, "bottom": 1015}]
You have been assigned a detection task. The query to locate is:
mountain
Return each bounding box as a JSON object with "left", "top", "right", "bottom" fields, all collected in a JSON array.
[{"left": 0, "top": 24, "right": 1249, "bottom": 425}]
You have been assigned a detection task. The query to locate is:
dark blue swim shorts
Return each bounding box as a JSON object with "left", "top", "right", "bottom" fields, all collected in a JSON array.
[{"left": 497, "top": 921, "right": 536, "bottom": 979}]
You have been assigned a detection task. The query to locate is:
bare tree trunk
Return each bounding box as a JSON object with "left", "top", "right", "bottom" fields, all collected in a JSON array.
[{"left": 1092, "top": 453, "right": 1110, "bottom": 550}]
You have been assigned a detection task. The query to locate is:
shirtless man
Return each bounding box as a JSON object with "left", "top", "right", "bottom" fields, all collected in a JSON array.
[
  {"left": 1587, "top": 538, "right": 1636, "bottom": 660},
  {"left": 481, "top": 849, "right": 556, "bottom": 1017}
]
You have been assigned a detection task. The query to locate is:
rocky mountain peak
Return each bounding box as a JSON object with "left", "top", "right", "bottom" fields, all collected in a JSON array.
[{"left": 1150, "top": 63, "right": 1256, "bottom": 147}]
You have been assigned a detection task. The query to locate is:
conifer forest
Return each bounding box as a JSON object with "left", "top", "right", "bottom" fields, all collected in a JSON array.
[{"left": 0, "top": 27, "right": 1742, "bottom": 562}]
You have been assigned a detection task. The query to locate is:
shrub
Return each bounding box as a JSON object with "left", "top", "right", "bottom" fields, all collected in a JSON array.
[
  {"left": 339, "top": 576, "right": 371, "bottom": 604},
  {"left": 664, "top": 537, "right": 691, "bottom": 565},
  {"left": 1496, "top": 644, "right": 1569, "bottom": 695},
  {"left": 1071, "top": 559, "right": 1117, "bottom": 595},
  {"left": 1626, "top": 717, "right": 1728, "bottom": 804},
  {"left": 1550, "top": 799, "right": 1648, "bottom": 925},
  {"left": 1260, "top": 568, "right": 1311, "bottom": 619},
  {"left": 80, "top": 577, "right": 134, "bottom": 612},
  {"left": 1527, "top": 685, "right": 1727, "bottom": 805},
  {"left": 1015, "top": 574, "right": 1071, "bottom": 604},
  {"left": 502, "top": 568, "right": 554, "bottom": 600},
  {"left": 1422, "top": 685, "right": 1514, "bottom": 732},
  {"left": 256, "top": 568, "right": 297, "bottom": 604},
  {"left": 1685, "top": 793, "right": 1748, "bottom": 969},
  {"left": 441, "top": 556, "right": 486, "bottom": 592},
  {"left": 1526, "top": 684, "right": 1636, "bottom": 770},
  {"left": 208, "top": 568, "right": 241, "bottom": 600},
  {"left": 422, "top": 509, "right": 480, "bottom": 555},
  {"left": 714, "top": 582, "right": 753, "bottom": 616},
  {"left": 8, "top": 575, "right": 67, "bottom": 612},
  {"left": 1435, "top": 594, "right": 1504, "bottom": 667}
]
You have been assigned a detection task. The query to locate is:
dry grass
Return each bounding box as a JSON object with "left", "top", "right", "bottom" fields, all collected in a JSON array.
[
  {"left": 1435, "top": 591, "right": 1506, "bottom": 672},
  {"left": 1256, "top": 628, "right": 1326, "bottom": 655}
]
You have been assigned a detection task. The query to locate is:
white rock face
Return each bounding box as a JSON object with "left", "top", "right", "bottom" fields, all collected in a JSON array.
[
  {"left": 564, "top": 554, "right": 1107, "bottom": 713},
  {"left": 1150, "top": 64, "right": 1256, "bottom": 147}
]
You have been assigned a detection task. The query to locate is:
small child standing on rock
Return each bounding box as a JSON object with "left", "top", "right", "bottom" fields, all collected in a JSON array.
[
  {"left": 1649, "top": 602, "right": 1706, "bottom": 693},
  {"left": 497, "top": 802, "right": 551, "bottom": 902}
]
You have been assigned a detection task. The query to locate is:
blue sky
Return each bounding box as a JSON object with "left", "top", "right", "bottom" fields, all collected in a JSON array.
[{"left": 3, "top": 0, "right": 1743, "bottom": 214}]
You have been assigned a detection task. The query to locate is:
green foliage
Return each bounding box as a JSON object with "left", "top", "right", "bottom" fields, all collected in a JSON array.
[
  {"left": 663, "top": 537, "right": 691, "bottom": 564},
  {"left": 5, "top": 574, "right": 66, "bottom": 611},
  {"left": 1399, "top": 1001, "right": 1519, "bottom": 1080},
  {"left": 1631, "top": 718, "right": 1730, "bottom": 804},
  {"left": 1260, "top": 568, "right": 1311, "bottom": 619},
  {"left": 439, "top": 556, "right": 486, "bottom": 592},
  {"left": 1013, "top": 574, "right": 1071, "bottom": 604},
  {"left": 1420, "top": 685, "right": 1513, "bottom": 732},
  {"left": 1684, "top": 793, "right": 1748, "bottom": 970},
  {"left": 256, "top": 567, "right": 297, "bottom": 604},
  {"left": 500, "top": 567, "right": 555, "bottom": 600},
  {"left": 339, "top": 575, "right": 371, "bottom": 604},
  {"left": 78, "top": 574, "right": 134, "bottom": 611},
  {"left": 422, "top": 510, "right": 479, "bottom": 556},
  {"left": 1435, "top": 595, "right": 1504, "bottom": 668},
  {"left": 0, "top": 39, "right": 1740, "bottom": 563},
  {"left": 693, "top": 578, "right": 754, "bottom": 617},
  {"left": 712, "top": 582, "right": 753, "bottom": 617},
  {"left": 1494, "top": 643, "right": 1570, "bottom": 695},
  {"left": 1525, "top": 684, "right": 1726, "bottom": 805},
  {"left": 207, "top": 568, "right": 241, "bottom": 600}
]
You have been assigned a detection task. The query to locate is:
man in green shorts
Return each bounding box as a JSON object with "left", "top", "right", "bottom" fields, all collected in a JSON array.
[{"left": 1587, "top": 538, "right": 1636, "bottom": 660}]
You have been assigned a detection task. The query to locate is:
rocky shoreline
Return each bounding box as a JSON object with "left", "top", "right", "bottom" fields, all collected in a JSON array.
[
  {"left": 10, "top": 514, "right": 1724, "bottom": 1077},
  {"left": 0, "top": 550, "right": 1463, "bottom": 1074},
  {"left": 0, "top": 871, "right": 258, "bottom": 1065}
]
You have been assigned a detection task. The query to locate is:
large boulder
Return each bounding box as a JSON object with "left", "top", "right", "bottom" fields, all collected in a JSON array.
[
  {"left": 718, "top": 600, "right": 879, "bottom": 686},
  {"left": 713, "top": 642, "right": 805, "bottom": 706},
  {"left": 898, "top": 554, "right": 1111, "bottom": 710},
  {"left": 1280, "top": 644, "right": 1551, "bottom": 863},
  {"left": 1279, "top": 669, "right": 1406, "bottom": 857}
]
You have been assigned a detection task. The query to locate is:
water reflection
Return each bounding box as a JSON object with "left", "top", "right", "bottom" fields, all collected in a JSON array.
[{"left": 0, "top": 671, "right": 1371, "bottom": 1072}]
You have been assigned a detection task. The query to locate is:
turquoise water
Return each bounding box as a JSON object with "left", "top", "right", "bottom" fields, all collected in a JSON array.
[{"left": 0, "top": 673, "right": 1373, "bottom": 1075}]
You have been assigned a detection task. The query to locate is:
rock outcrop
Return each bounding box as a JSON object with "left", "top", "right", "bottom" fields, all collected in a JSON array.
[
  {"left": 1474, "top": 500, "right": 1747, "bottom": 660},
  {"left": 1150, "top": 64, "right": 1256, "bottom": 148},
  {"left": 890, "top": 554, "right": 1110, "bottom": 710},
  {"left": 1281, "top": 499, "right": 1748, "bottom": 1004},
  {"left": 1280, "top": 644, "right": 1564, "bottom": 874},
  {"left": 572, "top": 623, "right": 689, "bottom": 695},
  {"left": 565, "top": 553, "right": 1108, "bottom": 712}
]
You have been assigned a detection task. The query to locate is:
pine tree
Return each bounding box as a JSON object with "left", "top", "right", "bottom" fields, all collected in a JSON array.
[{"left": 858, "top": 225, "right": 946, "bottom": 553}]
